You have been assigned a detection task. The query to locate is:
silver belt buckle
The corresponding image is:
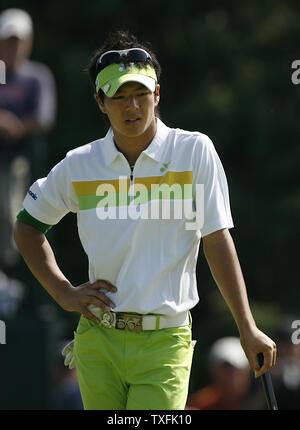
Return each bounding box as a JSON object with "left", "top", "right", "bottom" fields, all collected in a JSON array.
[
  {"left": 116, "top": 313, "right": 143, "bottom": 332},
  {"left": 101, "top": 311, "right": 116, "bottom": 328}
]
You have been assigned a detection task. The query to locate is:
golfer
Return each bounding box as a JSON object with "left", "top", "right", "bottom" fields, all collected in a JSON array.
[{"left": 14, "top": 30, "right": 276, "bottom": 410}]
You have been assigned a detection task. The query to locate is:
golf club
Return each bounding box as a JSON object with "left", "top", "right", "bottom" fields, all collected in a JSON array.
[{"left": 257, "top": 353, "right": 278, "bottom": 410}]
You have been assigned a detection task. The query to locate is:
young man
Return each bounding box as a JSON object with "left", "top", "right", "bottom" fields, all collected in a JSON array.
[{"left": 14, "top": 30, "right": 276, "bottom": 410}]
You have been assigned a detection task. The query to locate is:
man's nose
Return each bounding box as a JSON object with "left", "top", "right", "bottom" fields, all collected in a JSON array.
[{"left": 126, "top": 95, "right": 139, "bottom": 109}]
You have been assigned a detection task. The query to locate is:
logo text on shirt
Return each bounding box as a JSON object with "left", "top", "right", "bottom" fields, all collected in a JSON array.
[
  {"left": 160, "top": 162, "right": 170, "bottom": 172},
  {"left": 27, "top": 190, "right": 38, "bottom": 200}
]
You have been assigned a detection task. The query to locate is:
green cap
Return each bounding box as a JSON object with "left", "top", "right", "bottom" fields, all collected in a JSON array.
[{"left": 95, "top": 62, "right": 157, "bottom": 97}]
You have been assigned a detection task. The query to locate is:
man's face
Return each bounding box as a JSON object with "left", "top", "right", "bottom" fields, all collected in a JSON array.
[
  {"left": 96, "top": 81, "right": 160, "bottom": 140},
  {"left": 0, "top": 35, "right": 31, "bottom": 71}
]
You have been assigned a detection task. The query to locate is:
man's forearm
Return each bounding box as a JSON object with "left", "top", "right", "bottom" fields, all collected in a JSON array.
[
  {"left": 13, "top": 220, "right": 73, "bottom": 304},
  {"left": 202, "top": 228, "right": 256, "bottom": 335},
  {"left": 14, "top": 220, "right": 118, "bottom": 323}
]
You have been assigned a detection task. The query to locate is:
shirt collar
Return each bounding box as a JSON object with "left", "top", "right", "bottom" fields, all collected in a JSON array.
[
  {"left": 100, "top": 127, "right": 120, "bottom": 166},
  {"left": 101, "top": 118, "right": 170, "bottom": 166},
  {"left": 142, "top": 118, "right": 170, "bottom": 163}
]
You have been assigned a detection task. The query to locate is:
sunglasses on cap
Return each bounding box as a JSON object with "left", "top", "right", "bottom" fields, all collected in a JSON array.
[{"left": 96, "top": 48, "right": 152, "bottom": 71}]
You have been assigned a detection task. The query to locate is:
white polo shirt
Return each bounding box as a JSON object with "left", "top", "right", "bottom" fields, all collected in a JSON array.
[{"left": 22, "top": 118, "right": 233, "bottom": 316}]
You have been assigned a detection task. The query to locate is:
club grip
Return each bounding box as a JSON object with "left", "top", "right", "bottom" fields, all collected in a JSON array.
[{"left": 257, "top": 352, "right": 264, "bottom": 367}]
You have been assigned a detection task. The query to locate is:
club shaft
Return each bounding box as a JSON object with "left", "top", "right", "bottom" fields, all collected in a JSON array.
[
  {"left": 257, "top": 353, "right": 278, "bottom": 410},
  {"left": 261, "top": 371, "right": 278, "bottom": 410}
]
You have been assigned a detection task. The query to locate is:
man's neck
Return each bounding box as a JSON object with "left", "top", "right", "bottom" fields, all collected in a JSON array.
[{"left": 112, "top": 119, "right": 157, "bottom": 165}]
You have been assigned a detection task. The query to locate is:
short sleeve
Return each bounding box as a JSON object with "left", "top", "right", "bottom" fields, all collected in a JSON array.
[
  {"left": 22, "top": 157, "right": 78, "bottom": 225},
  {"left": 194, "top": 134, "right": 234, "bottom": 237}
]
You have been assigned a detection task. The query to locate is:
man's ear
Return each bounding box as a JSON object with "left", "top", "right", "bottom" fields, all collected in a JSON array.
[
  {"left": 94, "top": 93, "right": 107, "bottom": 114},
  {"left": 154, "top": 84, "right": 160, "bottom": 106}
]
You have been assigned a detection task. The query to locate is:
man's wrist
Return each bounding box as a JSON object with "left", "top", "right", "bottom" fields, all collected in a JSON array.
[
  {"left": 236, "top": 316, "right": 257, "bottom": 336},
  {"left": 48, "top": 279, "right": 74, "bottom": 306}
]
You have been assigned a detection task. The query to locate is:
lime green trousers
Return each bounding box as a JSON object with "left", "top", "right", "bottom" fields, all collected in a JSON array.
[{"left": 73, "top": 315, "right": 194, "bottom": 410}]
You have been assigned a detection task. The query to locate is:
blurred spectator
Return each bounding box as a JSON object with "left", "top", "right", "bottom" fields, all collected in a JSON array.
[
  {"left": 187, "top": 337, "right": 252, "bottom": 410},
  {"left": 0, "top": 8, "right": 56, "bottom": 269},
  {"left": 270, "top": 318, "right": 300, "bottom": 410},
  {"left": 0, "top": 268, "right": 26, "bottom": 319},
  {"left": 0, "top": 8, "right": 57, "bottom": 131},
  {"left": 52, "top": 341, "right": 83, "bottom": 410},
  {"left": 245, "top": 318, "right": 300, "bottom": 410},
  {"left": 54, "top": 367, "right": 84, "bottom": 410}
]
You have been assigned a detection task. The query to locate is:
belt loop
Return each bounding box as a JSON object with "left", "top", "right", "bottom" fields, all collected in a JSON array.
[{"left": 155, "top": 315, "right": 160, "bottom": 331}]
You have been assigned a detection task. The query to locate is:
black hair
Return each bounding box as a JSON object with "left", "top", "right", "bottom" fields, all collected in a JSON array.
[
  {"left": 86, "top": 30, "right": 161, "bottom": 101},
  {"left": 85, "top": 30, "right": 162, "bottom": 125}
]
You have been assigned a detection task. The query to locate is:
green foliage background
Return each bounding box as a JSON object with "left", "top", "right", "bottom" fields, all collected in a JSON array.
[{"left": 1, "top": 0, "right": 299, "bottom": 407}]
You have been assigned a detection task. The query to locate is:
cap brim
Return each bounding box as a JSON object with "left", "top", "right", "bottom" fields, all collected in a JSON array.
[
  {"left": 0, "top": 26, "right": 30, "bottom": 39},
  {"left": 103, "top": 74, "right": 156, "bottom": 97}
]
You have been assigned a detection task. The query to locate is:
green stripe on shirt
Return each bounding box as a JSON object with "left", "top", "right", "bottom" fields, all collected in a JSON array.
[{"left": 17, "top": 208, "right": 53, "bottom": 234}]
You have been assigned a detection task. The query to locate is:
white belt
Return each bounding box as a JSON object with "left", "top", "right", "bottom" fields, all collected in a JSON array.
[
  {"left": 88, "top": 306, "right": 190, "bottom": 331},
  {"left": 142, "top": 311, "right": 190, "bottom": 330}
]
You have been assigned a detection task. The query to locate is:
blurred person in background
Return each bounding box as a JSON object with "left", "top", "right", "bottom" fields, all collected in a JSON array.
[
  {"left": 0, "top": 8, "right": 56, "bottom": 270},
  {"left": 269, "top": 318, "right": 300, "bottom": 410},
  {"left": 244, "top": 318, "right": 300, "bottom": 410},
  {"left": 0, "top": 267, "right": 26, "bottom": 320},
  {"left": 54, "top": 366, "right": 84, "bottom": 410},
  {"left": 52, "top": 341, "right": 83, "bottom": 410},
  {"left": 187, "top": 337, "right": 252, "bottom": 410}
]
